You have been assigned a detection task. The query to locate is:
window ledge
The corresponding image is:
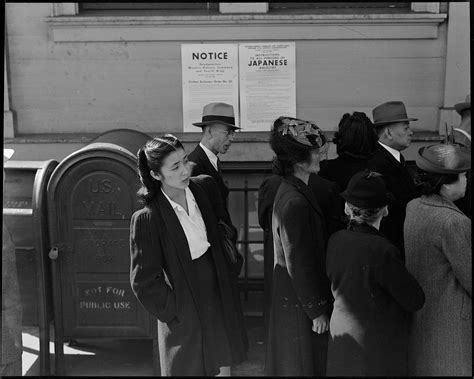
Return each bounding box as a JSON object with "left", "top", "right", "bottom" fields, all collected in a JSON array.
[
  {"left": 4, "top": 131, "right": 443, "bottom": 144},
  {"left": 46, "top": 13, "right": 447, "bottom": 42}
]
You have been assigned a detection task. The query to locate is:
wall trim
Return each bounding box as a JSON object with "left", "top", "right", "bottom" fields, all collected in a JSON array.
[
  {"left": 4, "top": 131, "right": 443, "bottom": 144},
  {"left": 46, "top": 13, "right": 447, "bottom": 42}
]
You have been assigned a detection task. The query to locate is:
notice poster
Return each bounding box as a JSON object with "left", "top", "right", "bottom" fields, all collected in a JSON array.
[
  {"left": 239, "top": 42, "right": 296, "bottom": 131},
  {"left": 181, "top": 44, "right": 239, "bottom": 132}
]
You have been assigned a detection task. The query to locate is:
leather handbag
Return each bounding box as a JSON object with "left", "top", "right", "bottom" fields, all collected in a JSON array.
[{"left": 217, "top": 220, "right": 239, "bottom": 264}]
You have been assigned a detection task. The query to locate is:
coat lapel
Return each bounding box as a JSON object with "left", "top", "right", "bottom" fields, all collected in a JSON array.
[
  {"left": 376, "top": 143, "right": 404, "bottom": 173},
  {"left": 154, "top": 190, "right": 202, "bottom": 312},
  {"left": 284, "top": 175, "right": 324, "bottom": 220},
  {"left": 194, "top": 145, "right": 229, "bottom": 197}
]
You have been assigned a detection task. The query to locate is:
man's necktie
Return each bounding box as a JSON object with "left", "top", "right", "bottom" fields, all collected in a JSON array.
[
  {"left": 400, "top": 154, "right": 406, "bottom": 167},
  {"left": 217, "top": 159, "right": 223, "bottom": 175}
]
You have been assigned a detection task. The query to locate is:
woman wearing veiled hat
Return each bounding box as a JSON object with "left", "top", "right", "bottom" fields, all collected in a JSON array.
[
  {"left": 404, "top": 141, "right": 471, "bottom": 376},
  {"left": 264, "top": 116, "right": 333, "bottom": 376},
  {"left": 325, "top": 170, "right": 425, "bottom": 376}
]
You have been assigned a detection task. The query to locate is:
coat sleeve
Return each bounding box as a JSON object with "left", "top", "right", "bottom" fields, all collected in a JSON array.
[
  {"left": 441, "top": 214, "right": 472, "bottom": 296},
  {"left": 129, "top": 210, "right": 177, "bottom": 323},
  {"left": 195, "top": 174, "right": 244, "bottom": 275},
  {"left": 376, "top": 245, "right": 425, "bottom": 312},
  {"left": 278, "top": 198, "right": 331, "bottom": 320}
]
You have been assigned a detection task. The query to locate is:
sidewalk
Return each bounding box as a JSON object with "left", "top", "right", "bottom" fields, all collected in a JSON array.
[{"left": 22, "top": 316, "right": 265, "bottom": 376}]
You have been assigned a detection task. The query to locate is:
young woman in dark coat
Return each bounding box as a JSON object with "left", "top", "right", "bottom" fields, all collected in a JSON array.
[
  {"left": 264, "top": 117, "right": 333, "bottom": 376},
  {"left": 326, "top": 170, "right": 425, "bottom": 376},
  {"left": 129, "top": 135, "right": 247, "bottom": 376},
  {"left": 319, "top": 111, "right": 378, "bottom": 191}
]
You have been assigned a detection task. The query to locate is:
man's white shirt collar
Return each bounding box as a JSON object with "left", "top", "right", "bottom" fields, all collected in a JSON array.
[
  {"left": 199, "top": 143, "right": 219, "bottom": 172},
  {"left": 378, "top": 141, "right": 401, "bottom": 163}
]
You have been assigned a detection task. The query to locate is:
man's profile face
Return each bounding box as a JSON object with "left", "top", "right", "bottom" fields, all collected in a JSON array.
[
  {"left": 207, "top": 123, "right": 236, "bottom": 155},
  {"left": 386, "top": 121, "right": 413, "bottom": 151}
]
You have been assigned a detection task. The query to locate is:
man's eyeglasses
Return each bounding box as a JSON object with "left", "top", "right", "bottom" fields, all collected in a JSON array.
[{"left": 214, "top": 129, "right": 236, "bottom": 138}]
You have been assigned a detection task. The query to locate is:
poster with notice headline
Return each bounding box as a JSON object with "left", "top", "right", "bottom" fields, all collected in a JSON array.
[
  {"left": 239, "top": 42, "right": 296, "bottom": 131},
  {"left": 181, "top": 44, "right": 239, "bottom": 132}
]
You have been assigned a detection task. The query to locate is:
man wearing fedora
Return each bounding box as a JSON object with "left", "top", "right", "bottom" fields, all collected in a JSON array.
[
  {"left": 453, "top": 94, "right": 471, "bottom": 217},
  {"left": 368, "top": 101, "right": 419, "bottom": 260},
  {"left": 189, "top": 102, "right": 240, "bottom": 221}
]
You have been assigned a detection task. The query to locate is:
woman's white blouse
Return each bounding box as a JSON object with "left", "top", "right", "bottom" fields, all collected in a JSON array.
[{"left": 161, "top": 187, "right": 210, "bottom": 260}]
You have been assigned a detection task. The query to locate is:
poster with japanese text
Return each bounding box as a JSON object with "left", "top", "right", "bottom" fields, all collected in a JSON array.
[
  {"left": 181, "top": 44, "right": 239, "bottom": 132},
  {"left": 239, "top": 42, "right": 296, "bottom": 131}
]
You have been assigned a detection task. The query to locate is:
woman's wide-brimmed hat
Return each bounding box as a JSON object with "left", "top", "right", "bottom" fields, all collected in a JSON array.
[
  {"left": 193, "top": 102, "right": 241, "bottom": 130},
  {"left": 274, "top": 116, "right": 327, "bottom": 149},
  {"left": 341, "top": 169, "right": 389, "bottom": 208},
  {"left": 416, "top": 142, "right": 471, "bottom": 174},
  {"left": 372, "top": 101, "right": 418, "bottom": 127},
  {"left": 454, "top": 94, "right": 470, "bottom": 115},
  {"left": 3, "top": 148, "right": 14, "bottom": 163}
]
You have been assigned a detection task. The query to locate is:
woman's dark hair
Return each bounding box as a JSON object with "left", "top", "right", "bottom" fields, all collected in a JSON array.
[
  {"left": 413, "top": 168, "right": 459, "bottom": 196},
  {"left": 136, "top": 134, "right": 184, "bottom": 204},
  {"left": 333, "top": 112, "right": 378, "bottom": 159},
  {"left": 269, "top": 117, "right": 317, "bottom": 176}
]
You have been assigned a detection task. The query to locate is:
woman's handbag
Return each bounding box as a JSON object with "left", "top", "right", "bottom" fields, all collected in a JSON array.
[{"left": 217, "top": 220, "right": 239, "bottom": 264}]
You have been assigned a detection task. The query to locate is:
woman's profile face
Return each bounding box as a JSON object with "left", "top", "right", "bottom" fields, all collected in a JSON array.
[
  {"left": 301, "top": 149, "right": 322, "bottom": 174},
  {"left": 154, "top": 148, "right": 191, "bottom": 190},
  {"left": 445, "top": 172, "right": 467, "bottom": 201}
]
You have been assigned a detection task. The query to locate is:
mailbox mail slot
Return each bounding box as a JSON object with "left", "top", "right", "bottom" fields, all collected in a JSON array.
[{"left": 46, "top": 129, "right": 157, "bottom": 374}]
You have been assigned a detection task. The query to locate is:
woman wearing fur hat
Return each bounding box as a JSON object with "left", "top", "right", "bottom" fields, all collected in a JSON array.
[
  {"left": 405, "top": 141, "right": 471, "bottom": 376},
  {"left": 326, "top": 170, "right": 425, "bottom": 376},
  {"left": 264, "top": 116, "right": 333, "bottom": 376}
]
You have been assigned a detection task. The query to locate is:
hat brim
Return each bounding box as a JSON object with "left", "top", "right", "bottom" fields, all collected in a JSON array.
[
  {"left": 415, "top": 147, "right": 471, "bottom": 174},
  {"left": 340, "top": 192, "right": 388, "bottom": 209},
  {"left": 373, "top": 117, "right": 418, "bottom": 127},
  {"left": 454, "top": 102, "right": 470, "bottom": 115},
  {"left": 193, "top": 121, "right": 241, "bottom": 130}
]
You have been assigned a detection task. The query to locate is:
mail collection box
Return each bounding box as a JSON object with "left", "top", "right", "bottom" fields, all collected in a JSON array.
[
  {"left": 46, "top": 129, "right": 159, "bottom": 374},
  {"left": 3, "top": 159, "right": 58, "bottom": 375}
]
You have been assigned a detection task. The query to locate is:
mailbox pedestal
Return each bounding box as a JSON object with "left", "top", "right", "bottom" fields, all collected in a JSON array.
[{"left": 46, "top": 129, "right": 158, "bottom": 375}]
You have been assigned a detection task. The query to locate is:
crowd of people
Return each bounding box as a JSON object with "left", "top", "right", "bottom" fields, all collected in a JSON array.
[{"left": 128, "top": 98, "right": 471, "bottom": 376}]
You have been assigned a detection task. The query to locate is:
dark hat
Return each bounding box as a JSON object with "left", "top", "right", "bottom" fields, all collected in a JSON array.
[
  {"left": 193, "top": 102, "right": 241, "bottom": 130},
  {"left": 341, "top": 170, "right": 389, "bottom": 208},
  {"left": 454, "top": 94, "right": 470, "bottom": 115},
  {"left": 416, "top": 143, "right": 471, "bottom": 174},
  {"left": 372, "top": 101, "right": 418, "bottom": 127}
]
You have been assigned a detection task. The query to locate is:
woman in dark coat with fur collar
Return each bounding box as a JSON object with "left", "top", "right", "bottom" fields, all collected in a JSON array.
[
  {"left": 326, "top": 170, "right": 425, "bottom": 376},
  {"left": 129, "top": 135, "right": 247, "bottom": 376},
  {"left": 264, "top": 117, "right": 333, "bottom": 376}
]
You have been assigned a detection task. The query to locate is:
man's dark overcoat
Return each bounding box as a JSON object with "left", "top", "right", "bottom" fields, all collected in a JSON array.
[
  {"left": 188, "top": 144, "right": 230, "bottom": 215},
  {"left": 265, "top": 175, "right": 333, "bottom": 376},
  {"left": 367, "top": 143, "right": 418, "bottom": 258},
  {"left": 326, "top": 222, "right": 425, "bottom": 376},
  {"left": 129, "top": 175, "right": 247, "bottom": 376},
  {"left": 258, "top": 173, "right": 343, "bottom": 341}
]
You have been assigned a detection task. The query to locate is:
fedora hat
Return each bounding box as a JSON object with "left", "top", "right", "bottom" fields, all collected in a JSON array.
[
  {"left": 341, "top": 169, "right": 389, "bottom": 208},
  {"left": 454, "top": 94, "right": 470, "bottom": 115},
  {"left": 416, "top": 142, "right": 471, "bottom": 174},
  {"left": 193, "top": 102, "right": 240, "bottom": 130},
  {"left": 3, "top": 148, "right": 14, "bottom": 163},
  {"left": 372, "top": 101, "right": 418, "bottom": 127}
]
